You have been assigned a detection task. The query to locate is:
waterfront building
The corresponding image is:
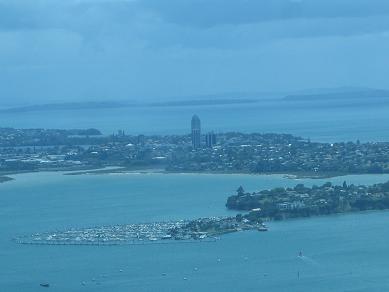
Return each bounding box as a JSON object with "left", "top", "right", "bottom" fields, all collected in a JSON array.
[
  {"left": 205, "top": 132, "right": 216, "bottom": 148},
  {"left": 191, "top": 115, "right": 201, "bottom": 149}
]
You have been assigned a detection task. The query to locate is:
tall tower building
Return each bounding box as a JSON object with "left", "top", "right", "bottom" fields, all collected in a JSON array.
[
  {"left": 191, "top": 115, "right": 201, "bottom": 149},
  {"left": 205, "top": 132, "right": 216, "bottom": 148}
]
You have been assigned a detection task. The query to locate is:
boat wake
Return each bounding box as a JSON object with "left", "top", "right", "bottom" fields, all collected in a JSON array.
[{"left": 297, "top": 254, "right": 320, "bottom": 266}]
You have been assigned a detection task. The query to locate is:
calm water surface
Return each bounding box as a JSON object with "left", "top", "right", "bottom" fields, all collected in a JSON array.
[
  {"left": 2, "top": 172, "right": 389, "bottom": 291},
  {"left": 1, "top": 101, "right": 389, "bottom": 142}
]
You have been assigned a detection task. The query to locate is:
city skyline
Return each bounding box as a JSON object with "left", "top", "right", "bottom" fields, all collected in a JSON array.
[{"left": 191, "top": 115, "right": 217, "bottom": 149}]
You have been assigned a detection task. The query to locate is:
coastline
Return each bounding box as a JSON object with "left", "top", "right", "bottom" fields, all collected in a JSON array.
[
  {"left": 1, "top": 165, "right": 387, "bottom": 183},
  {"left": 0, "top": 166, "right": 124, "bottom": 183},
  {"left": 62, "top": 166, "right": 351, "bottom": 180},
  {"left": 226, "top": 178, "right": 389, "bottom": 226},
  {"left": 0, "top": 176, "right": 13, "bottom": 183}
]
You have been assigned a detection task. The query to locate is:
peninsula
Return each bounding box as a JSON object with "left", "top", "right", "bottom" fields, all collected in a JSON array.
[
  {"left": 0, "top": 176, "right": 13, "bottom": 183},
  {"left": 226, "top": 181, "right": 389, "bottom": 221}
]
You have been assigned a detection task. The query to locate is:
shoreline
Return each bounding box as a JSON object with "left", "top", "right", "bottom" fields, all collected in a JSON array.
[
  {"left": 1, "top": 165, "right": 388, "bottom": 184},
  {"left": 0, "top": 176, "right": 13, "bottom": 183},
  {"left": 62, "top": 166, "right": 363, "bottom": 180}
]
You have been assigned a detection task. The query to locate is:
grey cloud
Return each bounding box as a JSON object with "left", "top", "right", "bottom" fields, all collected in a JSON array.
[
  {"left": 142, "top": 16, "right": 389, "bottom": 50},
  {"left": 2, "top": 0, "right": 389, "bottom": 50},
  {"left": 141, "top": 0, "right": 389, "bottom": 28},
  {"left": 0, "top": 1, "right": 141, "bottom": 32},
  {"left": 1, "top": 0, "right": 389, "bottom": 105}
]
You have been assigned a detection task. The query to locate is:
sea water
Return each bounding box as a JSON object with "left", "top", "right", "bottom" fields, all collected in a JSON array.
[
  {"left": 0, "top": 101, "right": 389, "bottom": 142},
  {"left": 2, "top": 172, "right": 389, "bottom": 291}
]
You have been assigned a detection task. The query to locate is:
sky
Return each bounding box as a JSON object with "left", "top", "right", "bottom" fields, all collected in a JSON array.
[{"left": 1, "top": 0, "right": 389, "bottom": 105}]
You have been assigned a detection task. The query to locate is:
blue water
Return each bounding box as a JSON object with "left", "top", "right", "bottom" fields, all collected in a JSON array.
[
  {"left": 2, "top": 172, "right": 389, "bottom": 291},
  {"left": 1, "top": 101, "right": 389, "bottom": 142}
]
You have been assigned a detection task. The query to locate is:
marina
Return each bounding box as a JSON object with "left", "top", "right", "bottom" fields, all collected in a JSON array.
[
  {"left": 14, "top": 216, "right": 263, "bottom": 246},
  {"left": 15, "top": 221, "right": 194, "bottom": 246}
]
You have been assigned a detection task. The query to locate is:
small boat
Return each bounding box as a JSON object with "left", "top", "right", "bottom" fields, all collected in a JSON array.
[
  {"left": 257, "top": 226, "right": 268, "bottom": 232},
  {"left": 40, "top": 283, "right": 50, "bottom": 288}
]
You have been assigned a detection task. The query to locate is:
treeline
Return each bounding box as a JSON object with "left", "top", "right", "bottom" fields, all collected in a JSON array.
[{"left": 226, "top": 181, "right": 389, "bottom": 221}]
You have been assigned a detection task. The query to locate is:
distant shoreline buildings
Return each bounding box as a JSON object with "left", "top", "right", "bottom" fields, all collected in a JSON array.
[
  {"left": 191, "top": 115, "right": 216, "bottom": 149},
  {"left": 191, "top": 115, "right": 201, "bottom": 149},
  {"left": 205, "top": 132, "right": 216, "bottom": 148}
]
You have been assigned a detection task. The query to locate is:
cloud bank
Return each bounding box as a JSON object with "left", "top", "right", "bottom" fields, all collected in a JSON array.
[{"left": 1, "top": 0, "right": 389, "bottom": 104}]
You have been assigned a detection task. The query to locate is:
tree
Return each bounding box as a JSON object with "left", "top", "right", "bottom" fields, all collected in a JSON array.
[
  {"left": 237, "top": 186, "right": 245, "bottom": 196},
  {"left": 382, "top": 181, "right": 389, "bottom": 192}
]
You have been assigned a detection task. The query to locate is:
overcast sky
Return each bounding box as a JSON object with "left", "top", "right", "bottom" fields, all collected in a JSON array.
[{"left": 1, "top": 0, "right": 389, "bottom": 105}]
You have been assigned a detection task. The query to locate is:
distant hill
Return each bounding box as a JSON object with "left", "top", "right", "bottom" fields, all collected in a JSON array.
[
  {"left": 284, "top": 89, "right": 389, "bottom": 102},
  {"left": 286, "top": 86, "right": 375, "bottom": 96},
  {"left": 146, "top": 98, "right": 259, "bottom": 107},
  {"left": 0, "top": 98, "right": 263, "bottom": 113},
  {"left": 0, "top": 102, "right": 129, "bottom": 113}
]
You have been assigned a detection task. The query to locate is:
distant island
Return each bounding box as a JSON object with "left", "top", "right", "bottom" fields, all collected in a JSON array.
[
  {"left": 226, "top": 180, "right": 389, "bottom": 221},
  {"left": 4, "top": 87, "right": 389, "bottom": 114},
  {"left": 0, "top": 102, "right": 129, "bottom": 113},
  {"left": 0, "top": 98, "right": 259, "bottom": 113},
  {"left": 283, "top": 88, "right": 389, "bottom": 105}
]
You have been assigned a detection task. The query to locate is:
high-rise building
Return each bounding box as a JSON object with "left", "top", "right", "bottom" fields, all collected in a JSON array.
[
  {"left": 191, "top": 115, "right": 201, "bottom": 149},
  {"left": 137, "top": 134, "right": 145, "bottom": 146},
  {"left": 205, "top": 132, "right": 216, "bottom": 148}
]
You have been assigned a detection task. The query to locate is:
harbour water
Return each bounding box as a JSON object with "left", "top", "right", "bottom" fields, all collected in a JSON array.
[{"left": 2, "top": 172, "right": 389, "bottom": 291}]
